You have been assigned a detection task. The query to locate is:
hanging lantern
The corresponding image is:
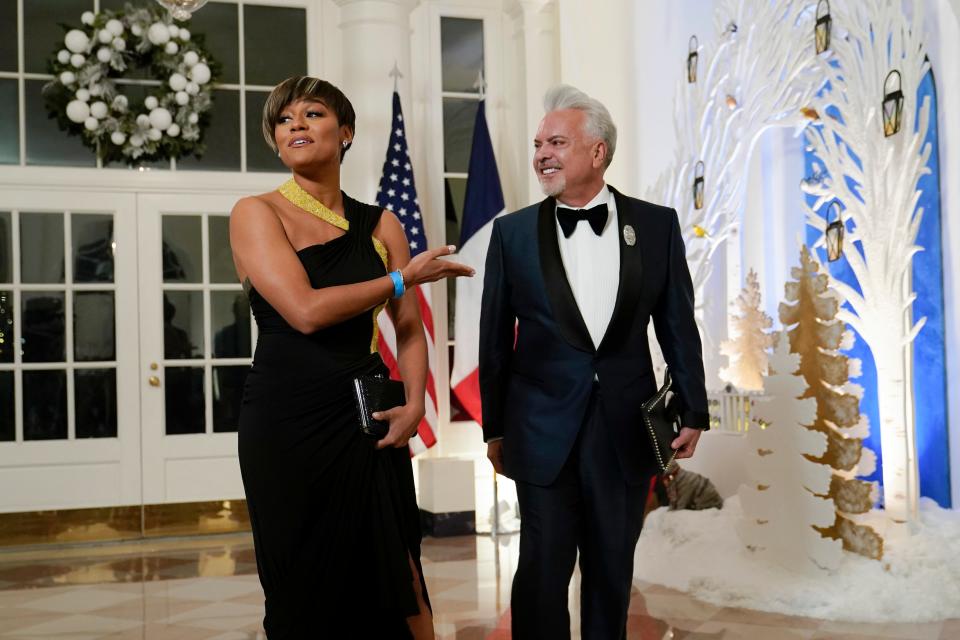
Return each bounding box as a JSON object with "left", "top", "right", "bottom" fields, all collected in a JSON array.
[
  {"left": 693, "top": 161, "right": 705, "bottom": 210},
  {"left": 815, "top": 0, "right": 832, "bottom": 55},
  {"left": 882, "top": 70, "right": 904, "bottom": 137},
  {"left": 825, "top": 201, "right": 844, "bottom": 262},
  {"left": 155, "top": 0, "right": 209, "bottom": 20},
  {"left": 687, "top": 36, "right": 699, "bottom": 84}
]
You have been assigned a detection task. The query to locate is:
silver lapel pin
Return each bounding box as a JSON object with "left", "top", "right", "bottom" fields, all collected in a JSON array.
[{"left": 622, "top": 224, "right": 636, "bottom": 246}]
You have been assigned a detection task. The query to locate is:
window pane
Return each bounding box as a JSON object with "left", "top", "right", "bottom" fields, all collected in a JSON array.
[
  {"left": 0, "top": 1, "right": 16, "bottom": 72},
  {"left": 0, "top": 212, "right": 10, "bottom": 282},
  {"left": 208, "top": 216, "right": 236, "bottom": 283},
  {"left": 22, "top": 292, "right": 65, "bottom": 363},
  {"left": 73, "top": 214, "right": 115, "bottom": 282},
  {"left": 23, "top": 370, "right": 67, "bottom": 440},
  {"left": 246, "top": 91, "right": 285, "bottom": 172},
  {"left": 164, "top": 291, "right": 204, "bottom": 359},
  {"left": 177, "top": 90, "right": 241, "bottom": 171},
  {"left": 183, "top": 2, "right": 240, "bottom": 84},
  {"left": 24, "top": 0, "right": 91, "bottom": 74},
  {"left": 212, "top": 291, "right": 250, "bottom": 358},
  {"left": 75, "top": 368, "right": 117, "bottom": 438},
  {"left": 165, "top": 366, "right": 205, "bottom": 434},
  {"left": 443, "top": 98, "right": 477, "bottom": 174},
  {"left": 441, "top": 18, "right": 484, "bottom": 93},
  {"left": 25, "top": 80, "right": 96, "bottom": 167},
  {"left": 20, "top": 212, "right": 64, "bottom": 284},
  {"left": 74, "top": 292, "right": 116, "bottom": 362},
  {"left": 0, "top": 80, "right": 18, "bottom": 164},
  {"left": 0, "top": 371, "right": 12, "bottom": 441},
  {"left": 162, "top": 215, "right": 202, "bottom": 283},
  {"left": 0, "top": 290, "right": 12, "bottom": 363},
  {"left": 213, "top": 365, "right": 247, "bottom": 432},
  {"left": 243, "top": 6, "right": 307, "bottom": 86}
]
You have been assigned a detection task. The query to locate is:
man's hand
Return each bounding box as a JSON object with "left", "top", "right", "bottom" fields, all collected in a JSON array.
[
  {"left": 487, "top": 440, "right": 505, "bottom": 475},
  {"left": 671, "top": 427, "right": 702, "bottom": 459}
]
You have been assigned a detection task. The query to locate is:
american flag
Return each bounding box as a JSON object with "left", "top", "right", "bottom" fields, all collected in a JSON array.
[{"left": 375, "top": 91, "right": 437, "bottom": 454}]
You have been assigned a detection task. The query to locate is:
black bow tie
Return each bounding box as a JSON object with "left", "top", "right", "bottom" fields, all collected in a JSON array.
[{"left": 556, "top": 203, "right": 608, "bottom": 238}]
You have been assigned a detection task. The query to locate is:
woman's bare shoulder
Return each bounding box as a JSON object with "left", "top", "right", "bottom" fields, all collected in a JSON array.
[{"left": 233, "top": 191, "right": 284, "bottom": 218}]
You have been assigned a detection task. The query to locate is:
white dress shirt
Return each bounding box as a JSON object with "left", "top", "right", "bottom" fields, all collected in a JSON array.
[{"left": 555, "top": 184, "right": 620, "bottom": 349}]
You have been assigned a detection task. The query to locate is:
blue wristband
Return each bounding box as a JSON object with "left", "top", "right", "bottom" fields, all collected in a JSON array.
[{"left": 388, "top": 270, "right": 405, "bottom": 298}]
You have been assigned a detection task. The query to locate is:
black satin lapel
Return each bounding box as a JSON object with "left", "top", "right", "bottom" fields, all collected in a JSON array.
[
  {"left": 537, "top": 197, "right": 595, "bottom": 354},
  {"left": 598, "top": 186, "right": 644, "bottom": 353}
]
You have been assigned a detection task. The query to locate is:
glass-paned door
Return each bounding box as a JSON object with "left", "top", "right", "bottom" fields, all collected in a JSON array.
[
  {"left": 137, "top": 194, "right": 252, "bottom": 504},
  {"left": 0, "top": 190, "right": 140, "bottom": 512}
]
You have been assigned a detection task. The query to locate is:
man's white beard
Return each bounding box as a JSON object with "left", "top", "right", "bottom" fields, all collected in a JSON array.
[{"left": 538, "top": 175, "right": 565, "bottom": 197}]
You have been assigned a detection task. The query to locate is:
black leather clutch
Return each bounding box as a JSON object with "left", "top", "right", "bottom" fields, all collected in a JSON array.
[
  {"left": 640, "top": 368, "right": 682, "bottom": 474},
  {"left": 352, "top": 375, "right": 406, "bottom": 440}
]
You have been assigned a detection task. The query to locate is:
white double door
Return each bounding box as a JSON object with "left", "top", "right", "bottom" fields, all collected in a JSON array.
[{"left": 0, "top": 188, "right": 252, "bottom": 512}]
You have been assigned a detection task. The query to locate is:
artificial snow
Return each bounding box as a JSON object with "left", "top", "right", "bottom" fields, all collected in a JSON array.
[{"left": 634, "top": 496, "right": 960, "bottom": 622}]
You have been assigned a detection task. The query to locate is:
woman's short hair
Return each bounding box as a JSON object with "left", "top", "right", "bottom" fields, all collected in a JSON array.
[
  {"left": 543, "top": 84, "right": 617, "bottom": 168},
  {"left": 261, "top": 76, "right": 356, "bottom": 160}
]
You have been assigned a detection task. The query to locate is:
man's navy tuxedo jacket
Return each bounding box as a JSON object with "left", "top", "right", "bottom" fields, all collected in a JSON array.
[{"left": 479, "top": 186, "right": 709, "bottom": 486}]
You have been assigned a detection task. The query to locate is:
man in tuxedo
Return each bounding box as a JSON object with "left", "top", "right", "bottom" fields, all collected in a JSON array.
[{"left": 479, "top": 85, "right": 709, "bottom": 639}]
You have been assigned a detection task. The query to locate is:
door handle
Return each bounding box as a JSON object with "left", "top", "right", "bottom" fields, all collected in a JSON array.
[{"left": 148, "top": 375, "right": 161, "bottom": 387}]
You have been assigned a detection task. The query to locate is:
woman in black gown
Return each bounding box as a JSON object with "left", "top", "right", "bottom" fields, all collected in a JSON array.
[{"left": 230, "top": 77, "right": 473, "bottom": 638}]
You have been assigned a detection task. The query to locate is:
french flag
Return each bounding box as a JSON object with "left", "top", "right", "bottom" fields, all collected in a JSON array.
[{"left": 450, "top": 99, "right": 506, "bottom": 424}]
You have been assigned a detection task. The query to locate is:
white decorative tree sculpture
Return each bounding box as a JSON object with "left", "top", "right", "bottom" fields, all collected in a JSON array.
[
  {"left": 648, "top": 0, "right": 826, "bottom": 385},
  {"left": 719, "top": 268, "right": 775, "bottom": 391},
  {"left": 802, "top": 0, "right": 931, "bottom": 522},
  {"left": 737, "top": 334, "right": 843, "bottom": 574}
]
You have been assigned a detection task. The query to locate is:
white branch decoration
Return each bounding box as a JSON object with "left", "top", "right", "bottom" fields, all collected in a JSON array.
[{"left": 802, "top": 0, "right": 931, "bottom": 522}]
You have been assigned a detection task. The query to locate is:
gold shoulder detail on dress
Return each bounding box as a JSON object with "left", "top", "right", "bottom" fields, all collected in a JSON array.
[
  {"left": 372, "top": 237, "right": 388, "bottom": 268},
  {"left": 277, "top": 178, "right": 349, "bottom": 232}
]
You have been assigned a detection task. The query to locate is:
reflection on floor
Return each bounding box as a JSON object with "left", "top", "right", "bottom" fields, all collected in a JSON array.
[{"left": 0, "top": 533, "right": 957, "bottom": 639}]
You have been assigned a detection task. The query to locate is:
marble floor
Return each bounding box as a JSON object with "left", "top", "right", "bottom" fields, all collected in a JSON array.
[{"left": 0, "top": 533, "right": 956, "bottom": 639}]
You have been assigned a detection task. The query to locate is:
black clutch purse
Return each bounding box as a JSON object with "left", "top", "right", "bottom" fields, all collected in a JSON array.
[
  {"left": 640, "top": 368, "right": 682, "bottom": 474},
  {"left": 352, "top": 374, "right": 406, "bottom": 440}
]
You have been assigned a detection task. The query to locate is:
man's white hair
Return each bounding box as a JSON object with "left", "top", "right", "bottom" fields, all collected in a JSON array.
[{"left": 543, "top": 84, "right": 617, "bottom": 168}]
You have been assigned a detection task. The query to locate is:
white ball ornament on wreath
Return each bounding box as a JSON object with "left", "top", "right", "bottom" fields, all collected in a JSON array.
[
  {"left": 66, "top": 100, "right": 90, "bottom": 124},
  {"left": 131, "top": 23, "right": 143, "bottom": 37},
  {"left": 111, "top": 131, "right": 126, "bottom": 145},
  {"left": 149, "top": 108, "right": 173, "bottom": 131},
  {"left": 84, "top": 117, "right": 99, "bottom": 131},
  {"left": 81, "top": 11, "right": 95, "bottom": 26},
  {"left": 183, "top": 51, "right": 199, "bottom": 67},
  {"left": 186, "top": 82, "right": 199, "bottom": 96},
  {"left": 147, "top": 23, "right": 171, "bottom": 46},
  {"left": 130, "top": 134, "right": 145, "bottom": 148},
  {"left": 90, "top": 101, "right": 108, "bottom": 119},
  {"left": 136, "top": 114, "right": 151, "bottom": 129},
  {"left": 70, "top": 53, "right": 86, "bottom": 68},
  {"left": 97, "top": 47, "right": 112, "bottom": 63},
  {"left": 57, "top": 50, "right": 71, "bottom": 64},
  {"left": 106, "top": 19, "right": 124, "bottom": 37},
  {"left": 168, "top": 73, "right": 188, "bottom": 92},
  {"left": 190, "top": 63, "right": 211, "bottom": 85},
  {"left": 167, "top": 124, "right": 181, "bottom": 137},
  {"left": 76, "top": 88, "right": 91, "bottom": 102},
  {"left": 113, "top": 37, "right": 125, "bottom": 51},
  {"left": 147, "top": 128, "right": 162, "bottom": 142},
  {"left": 167, "top": 25, "right": 180, "bottom": 39},
  {"left": 188, "top": 112, "right": 199, "bottom": 124},
  {"left": 89, "top": 83, "right": 103, "bottom": 97},
  {"left": 144, "top": 96, "right": 159, "bottom": 110},
  {"left": 60, "top": 71, "right": 76, "bottom": 85},
  {"left": 165, "top": 42, "right": 179, "bottom": 55},
  {"left": 175, "top": 91, "right": 189, "bottom": 106},
  {"left": 65, "top": 30, "right": 89, "bottom": 54},
  {"left": 180, "top": 29, "right": 191, "bottom": 42},
  {"left": 112, "top": 95, "right": 128, "bottom": 111},
  {"left": 98, "top": 29, "right": 113, "bottom": 45}
]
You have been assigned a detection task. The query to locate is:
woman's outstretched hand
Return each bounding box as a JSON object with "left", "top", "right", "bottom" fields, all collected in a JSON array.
[{"left": 402, "top": 245, "right": 474, "bottom": 286}]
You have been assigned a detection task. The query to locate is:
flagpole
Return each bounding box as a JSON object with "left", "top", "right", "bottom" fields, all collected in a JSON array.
[{"left": 389, "top": 60, "right": 402, "bottom": 92}]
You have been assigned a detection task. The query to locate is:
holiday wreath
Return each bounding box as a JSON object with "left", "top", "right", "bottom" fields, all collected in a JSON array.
[{"left": 44, "top": 3, "right": 220, "bottom": 164}]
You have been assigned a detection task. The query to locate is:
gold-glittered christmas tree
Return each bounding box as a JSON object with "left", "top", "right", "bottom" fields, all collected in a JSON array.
[
  {"left": 779, "top": 246, "right": 883, "bottom": 560},
  {"left": 719, "top": 269, "right": 776, "bottom": 391}
]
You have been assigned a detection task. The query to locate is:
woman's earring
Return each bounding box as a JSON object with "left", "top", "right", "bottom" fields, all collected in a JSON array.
[{"left": 342, "top": 140, "right": 349, "bottom": 148}]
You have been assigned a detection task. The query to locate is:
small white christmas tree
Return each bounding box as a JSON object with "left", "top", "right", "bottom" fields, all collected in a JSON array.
[
  {"left": 719, "top": 268, "right": 775, "bottom": 391},
  {"left": 779, "top": 246, "right": 883, "bottom": 560},
  {"left": 737, "top": 334, "right": 843, "bottom": 574}
]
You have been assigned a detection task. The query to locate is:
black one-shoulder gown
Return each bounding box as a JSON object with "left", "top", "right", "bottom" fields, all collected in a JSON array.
[{"left": 238, "top": 193, "right": 427, "bottom": 638}]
